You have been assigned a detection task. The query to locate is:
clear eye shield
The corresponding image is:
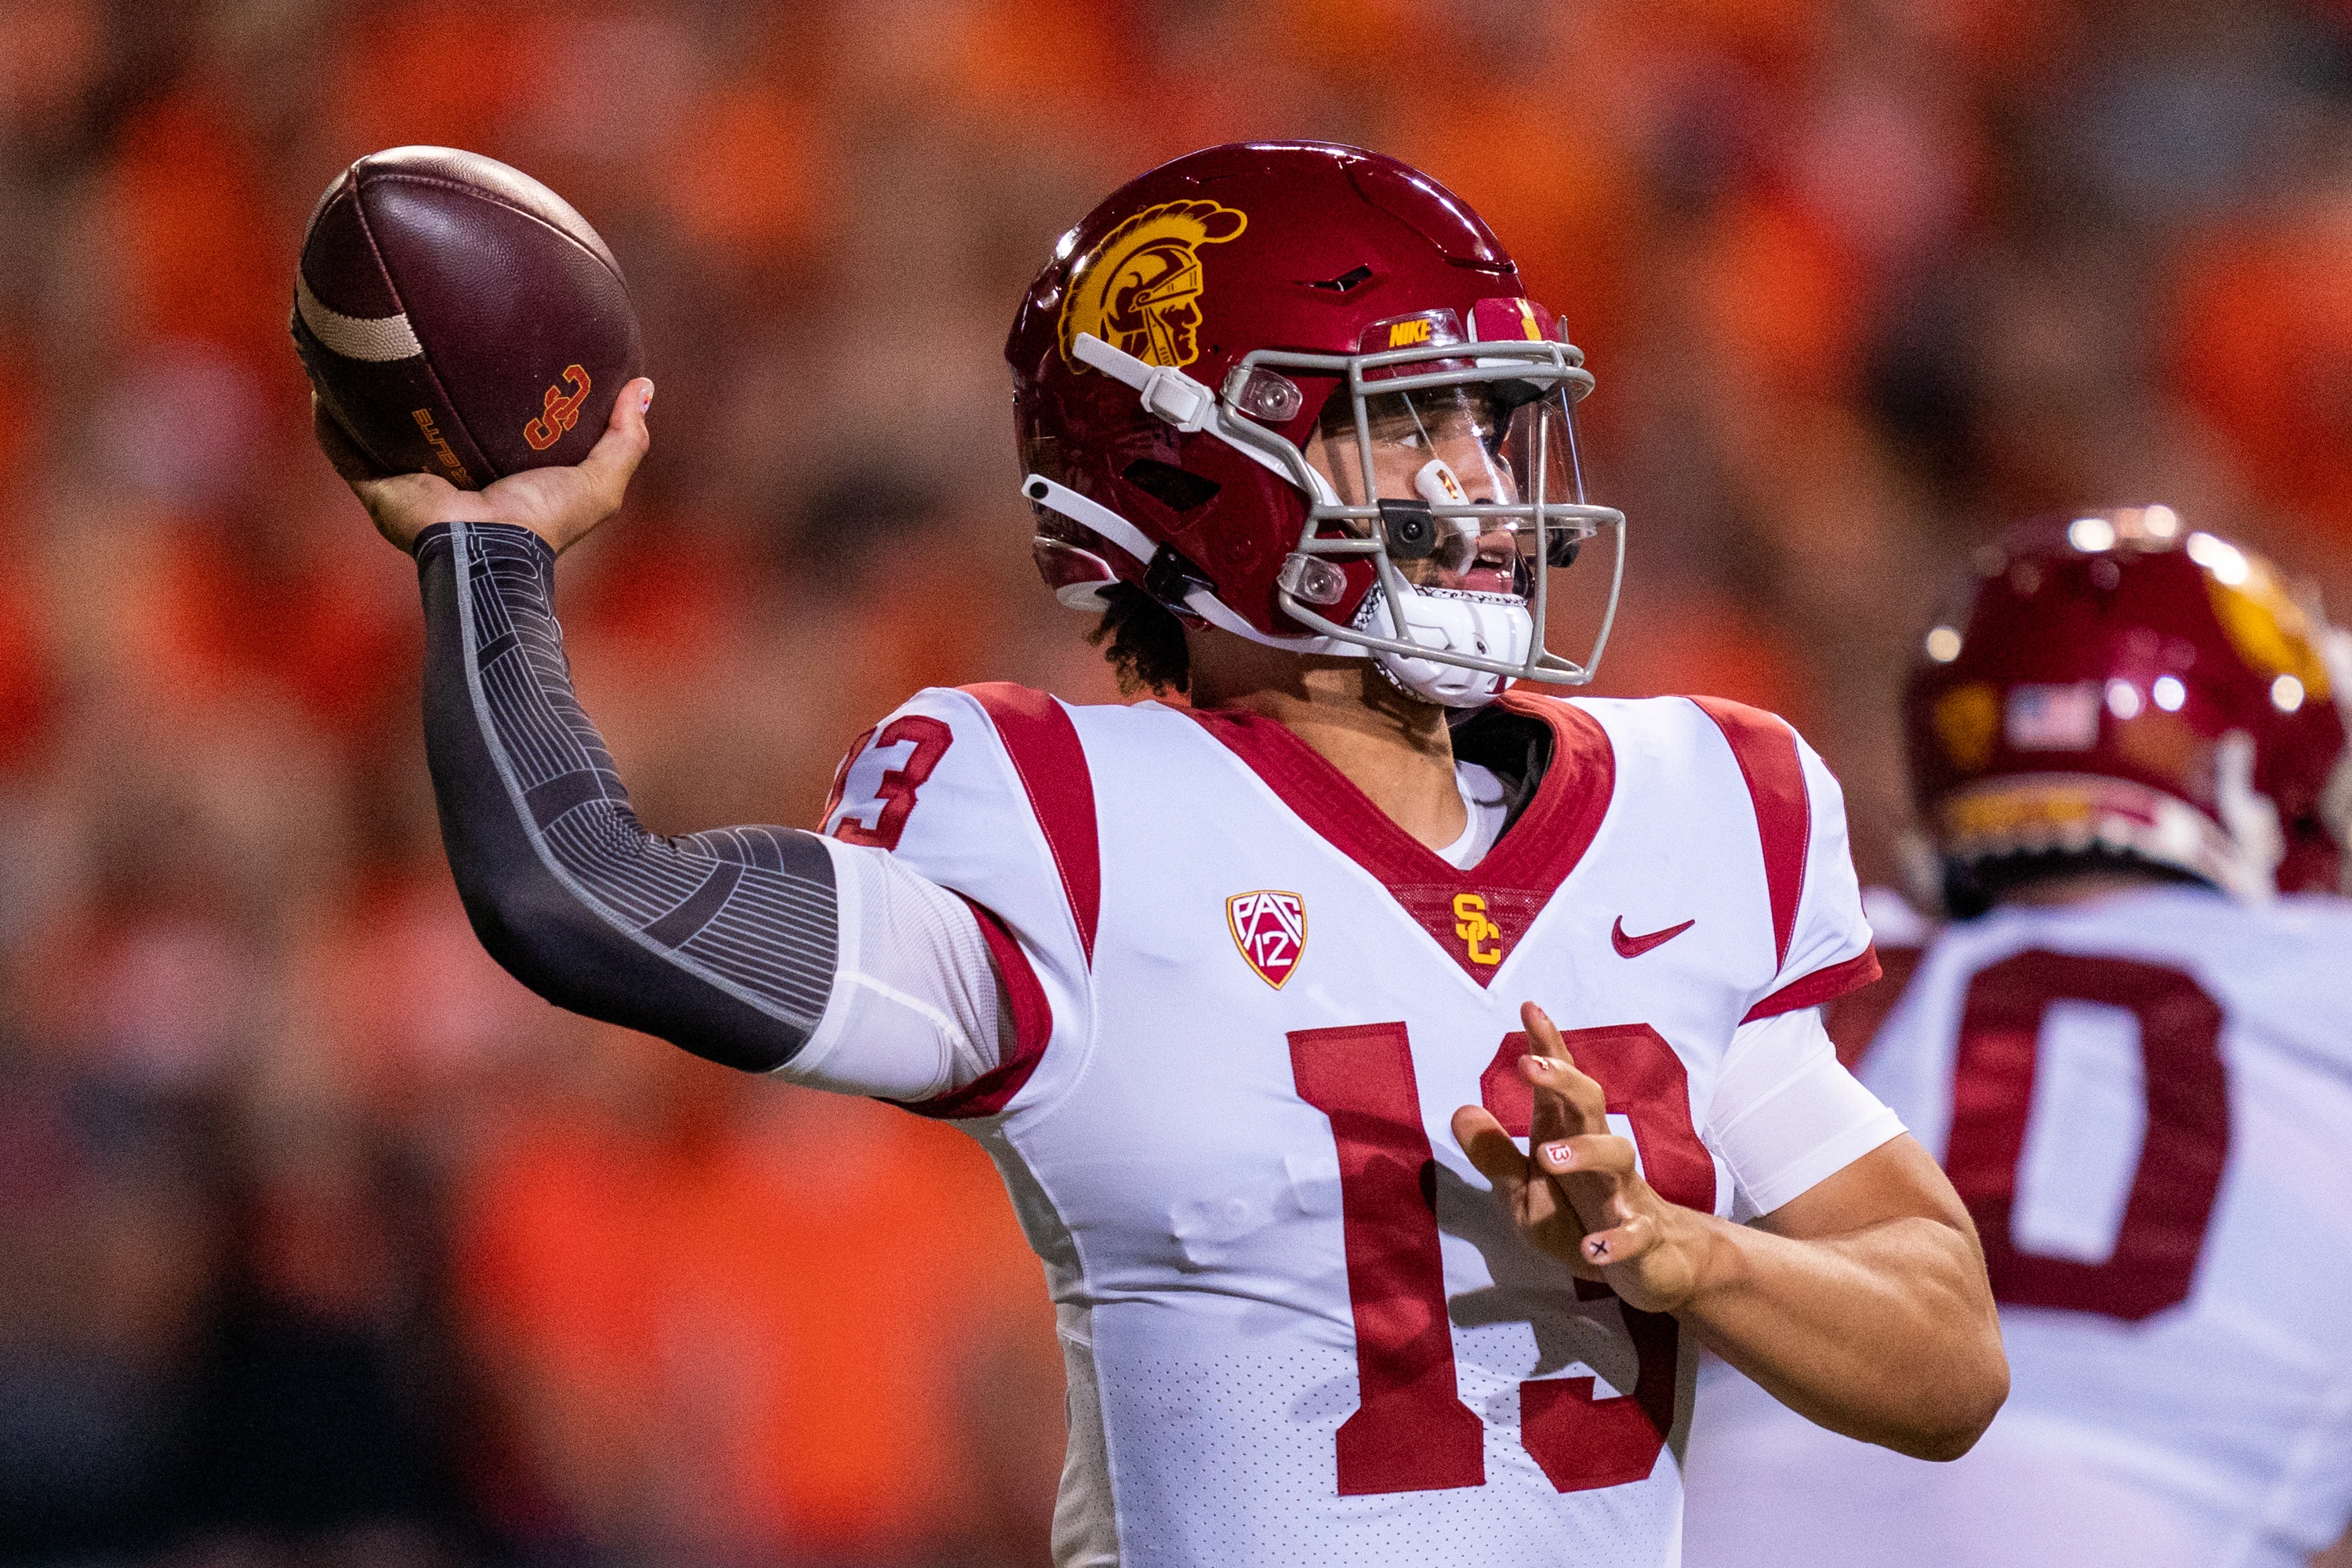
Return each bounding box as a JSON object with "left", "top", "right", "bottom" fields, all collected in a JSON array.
[
  {"left": 1252, "top": 303, "right": 1624, "bottom": 685},
  {"left": 1033, "top": 298, "right": 1625, "bottom": 687},
  {"left": 1300, "top": 371, "right": 1575, "bottom": 597}
]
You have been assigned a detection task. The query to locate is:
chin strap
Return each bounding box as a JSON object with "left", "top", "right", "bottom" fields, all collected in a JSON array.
[
  {"left": 1022, "top": 474, "right": 1158, "bottom": 564},
  {"left": 1020, "top": 474, "right": 1347, "bottom": 655},
  {"left": 1069, "top": 334, "right": 1218, "bottom": 431},
  {"left": 1016, "top": 465, "right": 1532, "bottom": 702},
  {"left": 1068, "top": 334, "right": 1327, "bottom": 496}
]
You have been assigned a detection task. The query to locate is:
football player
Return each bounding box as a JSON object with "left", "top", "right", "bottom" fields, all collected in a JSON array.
[
  {"left": 1682, "top": 506, "right": 2352, "bottom": 1566},
  {"left": 325, "top": 143, "right": 2005, "bottom": 1566}
]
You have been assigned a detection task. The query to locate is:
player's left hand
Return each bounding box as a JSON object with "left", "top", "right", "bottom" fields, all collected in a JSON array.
[
  {"left": 317, "top": 377, "right": 653, "bottom": 557},
  {"left": 1451, "top": 1003, "right": 1715, "bottom": 1316}
]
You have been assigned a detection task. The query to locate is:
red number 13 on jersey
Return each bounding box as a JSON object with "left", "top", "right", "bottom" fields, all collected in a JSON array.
[
  {"left": 826, "top": 715, "right": 954, "bottom": 852},
  {"left": 1288, "top": 1021, "right": 1715, "bottom": 1497}
]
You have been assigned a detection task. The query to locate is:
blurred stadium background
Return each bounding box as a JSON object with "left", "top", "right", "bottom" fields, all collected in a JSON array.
[{"left": 2, "top": 1, "right": 2350, "bottom": 1563}]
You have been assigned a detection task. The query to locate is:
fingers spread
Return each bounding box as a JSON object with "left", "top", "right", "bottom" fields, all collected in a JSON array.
[
  {"left": 1451, "top": 1106, "right": 1526, "bottom": 1203},
  {"left": 1517, "top": 1002, "right": 1610, "bottom": 1127}
]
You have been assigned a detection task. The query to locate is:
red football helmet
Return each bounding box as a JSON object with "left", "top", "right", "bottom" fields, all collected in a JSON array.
[
  {"left": 1906, "top": 506, "right": 2352, "bottom": 904},
  {"left": 1004, "top": 142, "right": 1623, "bottom": 707}
]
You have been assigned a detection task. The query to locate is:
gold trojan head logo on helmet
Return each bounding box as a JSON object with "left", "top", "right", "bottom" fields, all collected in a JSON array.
[{"left": 1060, "top": 200, "right": 1247, "bottom": 371}]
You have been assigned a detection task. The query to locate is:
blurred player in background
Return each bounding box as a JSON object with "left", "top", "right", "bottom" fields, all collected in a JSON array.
[
  {"left": 1684, "top": 506, "right": 2352, "bottom": 1566},
  {"left": 327, "top": 143, "right": 2005, "bottom": 1565}
]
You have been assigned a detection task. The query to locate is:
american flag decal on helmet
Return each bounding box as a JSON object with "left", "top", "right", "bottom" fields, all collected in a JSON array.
[{"left": 1226, "top": 890, "right": 1307, "bottom": 989}]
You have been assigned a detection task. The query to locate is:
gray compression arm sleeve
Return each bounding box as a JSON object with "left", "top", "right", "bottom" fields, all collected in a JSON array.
[{"left": 415, "top": 521, "right": 837, "bottom": 1072}]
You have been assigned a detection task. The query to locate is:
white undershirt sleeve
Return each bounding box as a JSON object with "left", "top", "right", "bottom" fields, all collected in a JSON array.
[
  {"left": 775, "top": 837, "right": 1010, "bottom": 1100},
  {"left": 1704, "top": 1007, "right": 1906, "bottom": 1221}
]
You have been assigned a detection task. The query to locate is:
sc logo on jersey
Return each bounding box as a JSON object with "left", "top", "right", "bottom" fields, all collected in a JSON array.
[
  {"left": 1453, "top": 892, "right": 1503, "bottom": 966},
  {"left": 1227, "top": 890, "right": 1306, "bottom": 989}
]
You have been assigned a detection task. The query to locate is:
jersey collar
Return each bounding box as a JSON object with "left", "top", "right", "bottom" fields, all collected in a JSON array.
[{"left": 1182, "top": 692, "right": 1615, "bottom": 985}]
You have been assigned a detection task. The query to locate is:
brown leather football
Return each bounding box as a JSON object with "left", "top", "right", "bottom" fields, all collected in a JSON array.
[{"left": 292, "top": 147, "right": 643, "bottom": 489}]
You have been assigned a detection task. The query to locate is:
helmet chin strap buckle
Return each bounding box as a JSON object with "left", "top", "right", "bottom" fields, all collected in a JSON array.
[
  {"left": 1071, "top": 332, "right": 1344, "bottom": 501},
  {"left": 1143, "top": 544, "right": 1217, "bottom": 619},
  {"left": 1022, "top": 471, "right": 1347, "bottom": 655},
  {"left": 1071, "top": 333, "right": 1216, "bottom": 433}
]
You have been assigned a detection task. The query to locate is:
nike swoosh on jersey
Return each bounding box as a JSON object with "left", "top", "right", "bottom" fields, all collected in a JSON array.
[{"left": 1612, "top": 915, "right": 1696, "bottom": 958}]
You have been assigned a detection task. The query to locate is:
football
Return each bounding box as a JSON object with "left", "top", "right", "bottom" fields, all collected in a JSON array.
[{"left": 291, "top": 146, "right": 643, "bottom": 489}]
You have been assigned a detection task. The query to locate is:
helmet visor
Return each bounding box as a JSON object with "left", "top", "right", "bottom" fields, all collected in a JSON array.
[
  {"left": 1305, "top": 377, "right": 1595, "bottom": 597},
  {"left": 1233, "top": 299, "right": 1624, "bottom": 685}
]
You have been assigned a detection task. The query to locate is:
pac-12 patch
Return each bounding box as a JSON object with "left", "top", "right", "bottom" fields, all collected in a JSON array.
[{"left": 1226, "top": 890, "right": 1306, "bottom": 989}]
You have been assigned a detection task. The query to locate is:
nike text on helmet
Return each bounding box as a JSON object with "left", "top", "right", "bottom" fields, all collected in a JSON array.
[
  {"left": 1904, "top": 506, "right": 2352, "bottom": 901},
  {"left": 1004, "top": 141, "right": 1624, "bottom": 709}
]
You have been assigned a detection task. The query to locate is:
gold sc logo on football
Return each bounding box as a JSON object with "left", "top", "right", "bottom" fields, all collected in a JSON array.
[{"left": 1059, "top": 200, "right": 1247, "bottom": 372}]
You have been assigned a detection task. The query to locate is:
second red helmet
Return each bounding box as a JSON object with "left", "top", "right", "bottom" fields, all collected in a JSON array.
[{"left": 1906, "top": 506, "right": 2351, "bottom": 905}]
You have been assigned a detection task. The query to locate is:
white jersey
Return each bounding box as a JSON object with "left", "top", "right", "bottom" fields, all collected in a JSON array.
[
  {"left": 817, "top": 684, "right": 1893, "bottom": 1567},
  {"left": 1684, "top": 887, "right": 2352, "bottom": 1568}
]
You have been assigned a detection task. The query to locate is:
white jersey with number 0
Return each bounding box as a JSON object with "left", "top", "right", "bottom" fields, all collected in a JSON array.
[
  {"left": 817, "top": 684, "right": 1896, "bottom": 1567},
  {"left": 1683, "top": 886, "right": 2352, "bottom": 1568}
]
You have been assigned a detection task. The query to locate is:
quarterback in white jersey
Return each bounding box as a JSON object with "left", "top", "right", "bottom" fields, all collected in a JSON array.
[
  {"left": 1685, "top": 508, "right": 2352, "bottom": 1567},
  {"left": 327, "top": 143, "right": 2005, "bottom": 1566},
  {"left": 815, "top": 682, "right": 1907, "bottom": 1562}
]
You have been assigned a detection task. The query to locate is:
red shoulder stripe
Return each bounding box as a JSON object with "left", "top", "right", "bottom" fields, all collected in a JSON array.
[
  {"left": 961, "top": 682, "right": 1101, "bottom": 965},
  {"left": 888, "top": 899, "right": 1051, "bottom": 1120},
  {"left": 1690, "top": 697, "right": 1809, "bottom": 970},
  {"left": 1823, "top": 944, "right": 1924, "bottom": 1069},
  {"left": 1742, "top": 946, "right": 1882, "bottom": 1024}
]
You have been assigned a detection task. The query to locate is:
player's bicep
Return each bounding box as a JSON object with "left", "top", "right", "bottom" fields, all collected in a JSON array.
[
  {"left": 782, "top": 840, "right": 1014, "bottom": 1101},
  {"left": 1753, "top": 1132, "right": 1973, "bottom": 1243},
  {"left": 812, "top": 685, "right": 1091, "bottom": 1117}
]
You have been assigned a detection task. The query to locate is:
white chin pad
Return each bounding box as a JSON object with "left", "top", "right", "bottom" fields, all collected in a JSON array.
[{"left": 1360, "top": 586, "right": 1533, "bottom": 709}]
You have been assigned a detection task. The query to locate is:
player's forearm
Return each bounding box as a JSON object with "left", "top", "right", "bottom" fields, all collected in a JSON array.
[
  {"left": 1676, "top": 1210, "right": 2006, "bottom": 1461},
  {"left": 416, "top": 520, "right": 837, "bottom": 1071}
]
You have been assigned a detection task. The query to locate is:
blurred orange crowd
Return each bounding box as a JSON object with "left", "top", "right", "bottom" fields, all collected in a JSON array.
[{"left": 3, "top": 1, "right": 2351, "bottom": 1563}]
